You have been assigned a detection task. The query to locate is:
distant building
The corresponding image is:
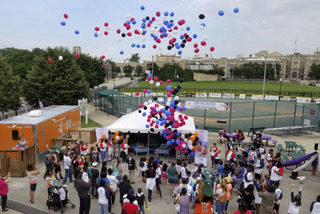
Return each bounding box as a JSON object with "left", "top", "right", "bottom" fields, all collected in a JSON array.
[{"left": 73, "top": 46, "right": 81, "bottom": 54}]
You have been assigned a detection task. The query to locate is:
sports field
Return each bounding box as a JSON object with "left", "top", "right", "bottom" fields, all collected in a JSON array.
[{"left": 135, "top": 81, "right": 319, "bottom": 95}]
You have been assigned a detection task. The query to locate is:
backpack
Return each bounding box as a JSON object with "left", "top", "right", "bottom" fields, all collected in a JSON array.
[
  {"left": 139, "top": 161, "right": 144, "bottom": 168},
  {"left": 146, "top": 168, "right": 155, "bottom": 178},
  {"left": 122, "top": 202, "right": 128, "bottom": 214},
  {"left": 218, "top": 191, "right": 227, "bottom": 203}
]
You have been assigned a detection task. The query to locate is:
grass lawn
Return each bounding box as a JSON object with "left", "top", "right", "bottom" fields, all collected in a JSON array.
[
  {"left": 81, "top": 116, "right": 102, "bottom": 128},
  {"left": 133, "top": 81, "right": 320, "bottom": 94}
]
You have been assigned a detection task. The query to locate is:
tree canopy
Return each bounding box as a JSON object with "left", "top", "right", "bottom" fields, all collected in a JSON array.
[
  {"left": 233, "top": 62, "right": 281, "bottom": 80},
  {"left": 308, "top": 63, "right": 320, "bottom": 82},
  {"left": 129, "top": 53, "right": 140, "bottom": 63},
  {"left": 23, "top": 47, "right": 89, "bottom": 107},
  {"left": 123, "top": 65, "right": 134, "bottom": 77}
]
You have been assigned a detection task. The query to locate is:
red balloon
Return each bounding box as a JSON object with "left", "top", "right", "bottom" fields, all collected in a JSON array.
[
  {"left": 48, "top": 58, "right": 53, "bottom": 63},
  {"left": 104, "top": 22, "right": 109, "bottom": 27},
  {"left": 123, "top": 22, "right": 128, "bottom": 27},
  {"left": 143, "top": 89, "right": 147, "bottom": 93},
  {"left": 156, "top": 11, "right": 161, "bottom": 17},
  {"left": 167, "top": 79, "right": 171, "bottom": 83},
  {"left": 153, "top": 45, "right": 157, "bottom": 49},
  {"left": 126, "top": 25, "right": 131, "bottom": 30},
  {"left": 210, "top": 47, "right": 215, "bottom": 51},
  {"left": 117, "top": 29, "right": 121, "bottom": 34},
  {"left": 168, "top": 89, "right": 173, "bottom": 93},
  {"left": 139, "top": 104, "right": 143, "bottom": 108},
  {"left": 101, "top": 55, "right": 105, "bottom": 59},
  {"left": 127, "top": 32, "right": 132, "bottom": 37},
  {"left": 174, "top": 26, "right": 178, "bottom": 30},
  {"left": 147, "top": 23, "right": 151, "bottom": 27},
  {"left": 154, "top": 76, "right": 158, "bottom": 81},
  {"left": 63, "top": 14, "right": 68, "bottom": 19},
  {"left": 159, "top": 80, "right": 163, "bottom": 85},
  {"left": 130, "top": 18, "right": 135, "bottom": 22},
  {"left": 187, "top": 37, "right": 192, "bottom": 42},
  {"left": 136, "top": 92, "right": 140, "bottom": 96},
  {"left": 168, "top": 29, "right": 172, "bottom": 32},
  {"left": 104, "top": 31, "right": 108, "bottom": 36},
  {"left": 155, "top": 124, "right": 159, "bottom": 129},
  {"left": 167, "top": 93, "right": 172, "bottom": 97},
  {"left": 184, "top": 115, "right": 188, "bottom": 120},
  {"left": 152, "top": 17, "right": 156, "bottom": 21},
  {"left": 95, "top": 27, "right": 100, "bottom": 31},
  {"left": 201, "top": 41, "right": 207, "bottom": 46},
  {"left": 194, "top": 43, "right": 198, "bottom": 48},
  {"left": 169, "top": 40, "right": 173, "bottom": 45},
  {"left": 74, "top": 53, "right": 79, "bottom": 58},
  {"left": 147, "top": 77, "right": 152, "bottom": 81},
  {"left": 156, "top": 38, "right": 161, "bottom": 43},
  {"left": 194, "top": 48, "right": 200, "bottom": 53}
]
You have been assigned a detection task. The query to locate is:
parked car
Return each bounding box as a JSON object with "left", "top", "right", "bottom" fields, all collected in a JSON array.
[{"left": 309, "top": 82, "right": 316, "bottom": 86}]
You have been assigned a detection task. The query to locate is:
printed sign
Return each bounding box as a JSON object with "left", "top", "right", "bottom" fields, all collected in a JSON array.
[
  {"left": 196, "top": 93, "right": 207, "bottom": 98},
  {"left": 95, "top": 127, "right": 109, "bottom": 142},
  {"left": 194, "top": 150, "right": 208, "bottom": 167},
  {"left": 251, "top": 95, "right": 264, "bottom": 100},
  {"left": 209, "top": 93, "right": 222, "bottom": 98},
  {"left": 239, "top": 94, "right": 246, "bottom": 99},
  {"left": 78, "top": 98, "right": 88, "bottom": 106},
  {"left": 186, "top": 93, "right": 193, "bottom": 97},
  {"left": 196, "top": 129, "right": 208, "bottom": 147},
  {"left": 296, "top": 97, "right": 311, "bottom": 103},
  {"left": 315, "top": 99, "right": 320, "bottom": 104},
  {"left": 185, "top": 101, "right": 230, "bottom": 111},
  {"left": 283, "top": 96, "right": 291, "bottom": 101},
  {"left": 265, "top": 95, "right": 279, "bottom": 101},
  {"left": 223, "top": 94, "right": 235, "bottom": 99}
]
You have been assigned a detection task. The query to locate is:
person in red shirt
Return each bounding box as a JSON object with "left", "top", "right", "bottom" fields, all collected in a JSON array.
[
  {"left": 122, "top": 195, "right": 139, "bottom": 214},
  {"left": 234, "top": 201, "right": 253, "bottom": 214},
  {"left": 210, "top": 143, "right": 218, "bottom": 168},
  {"left": 0, "top": 172, "right": 10, "bottom": 212}
]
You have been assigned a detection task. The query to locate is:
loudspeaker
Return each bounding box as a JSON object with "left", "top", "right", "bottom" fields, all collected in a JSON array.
[
  {"left": 290, "top": 171, "right": 298, "bottom": 180},
  {"left": 314, "top": 143, "right": 319, "bottom": 151}
]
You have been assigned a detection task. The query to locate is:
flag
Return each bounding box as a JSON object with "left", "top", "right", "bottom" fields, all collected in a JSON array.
[
  {"left": 39, "top": 101, "right": 44, "bottom": 109},
  {"left": 24, "top": 104, "right": 28, "bottom": 113}
]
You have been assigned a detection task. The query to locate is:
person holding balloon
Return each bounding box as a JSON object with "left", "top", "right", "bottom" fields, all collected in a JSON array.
[{"left": 99, "top": 138, "right": 107, "bottom": 164}]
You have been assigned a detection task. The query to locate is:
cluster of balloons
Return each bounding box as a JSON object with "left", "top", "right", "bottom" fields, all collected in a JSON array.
[
  {"left": 47, "top": 54, "right": 78, "bottom": 63},
  {"left": 218, "top": 7, "right": 240, "bottom": 16},
  {"left": 171, "top": 132, "right": 201, "bottom": 156},
  {"left": 111, "top": 130, "right": 129, "bottom": 144}
]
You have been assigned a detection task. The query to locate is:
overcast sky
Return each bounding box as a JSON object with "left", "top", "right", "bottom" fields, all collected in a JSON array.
[{"left": 1, "top": 0, "right": 319, "bottom": 62}]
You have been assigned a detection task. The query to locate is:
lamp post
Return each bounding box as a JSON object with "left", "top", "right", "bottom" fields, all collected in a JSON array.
[
  {"left": 279, "top": 78, "right": 283, "bottom": 96},
  {"left": 262, "top": 57, "right": 267, "bottom": 96},
  {"left": 176, "top": 74, "right": 179, "bottom": 87}
]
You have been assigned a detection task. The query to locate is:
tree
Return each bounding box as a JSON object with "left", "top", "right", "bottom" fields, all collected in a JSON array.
[
  {"left": 123, "top": 65, "right": 133, "bottom": 77},
  {"left": 23, "top": 47, "right": 89, "bottom": 107},
  {"left": 76, "top": 54, "right": 106, "bottom": 88},
  {"left": 0, "top": 56, "right": 20, "bottom": 117},
  {"left": 135, "top": 65, "right": 143, "bottom": 76},
  {"left": 111, "top": 61, "right": 121, "bottom": 77},
  {"left": 233, "top": 62, "right": 280, "bottom": 80},
  {"left": 308, "top": 63, "right": 320, "bottom": 82},
  {"left": 129, "top": 53, "right": 140, "bottom": 63}
]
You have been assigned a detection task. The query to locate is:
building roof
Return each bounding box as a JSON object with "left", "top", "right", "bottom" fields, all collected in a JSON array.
[
  {"left": 0, "top": 105, "right": 79, "bottom": 125},
  {"left": 96, "top": 89, "right": 128, "bottom": 96}
]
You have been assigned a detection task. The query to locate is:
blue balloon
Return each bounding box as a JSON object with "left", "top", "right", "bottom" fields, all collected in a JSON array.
[
  {"left": 94, "top": 32, "right": 98, "bottom": 37},
  {"left": 185, "top": 146, "right": 189, "bottom": 150},
  {"left": 120, "top": 50, "right": 124, "bottom": 55},
  {"left": 142, "top": 44, "right": 146, "bottom": 48},
  {"left": 162, "top": 101, "right": 166, "bottom": 104},
  {"left": 186, "top": 26, "right": 190, "bottom": 31},
  {"left": 140, "top": 6, "right": 145, "bottom": 10},
  {"left": 171, "top": 139, "right": 175, "bottom": 143},
  {"left": 142, "top": 112, "right": 146, "bottom": 116},
  {"left": 136, "top": 44, "right": 140, "bottom": 48},
  {"left": 75, "top": 30, "right": 79, "bottom": 34},
  {"left": 182, "top": 106, "right": 186, "bottom": 111},
  {"left": 163, "top": 134, "right": 167, "bottom": 138},
  {"left": 162, "top": 129, "right": 166, "bottom": 133},
  {"left": 162, "top": 32, "right": 167, "bottom": 37},
  {"left": 143, "top": 30, "right": 147, "bottom": 34},
  {"left": 234, "top": 7, "right": 239, "bottom": 13},
  {"left": 126, "top": 20, "right": 130, "bottom": 24},
  {"left": 163, "top": 20, "right": 168, "bottom": 25},
  {"left": 141, "top": 23, "right": 146, "bottom": 29},
  {"left": 167, "top": 141, "right": 171, "bottom": 146},
  {"left": 201, "top": 23, "right": 206, "bottom": 27},
  {"left": 132, "top": 20, "right": 137, "bottom": 25},
  {"left": 176, "top": 132, "right": 181, "bottom": 136},
  {"left": 149, "top": 20, "right": 153, "bottom": 24},
  {"left": 147, "top": 90, "right": 151, "bottom": 94},
  {"left": 218, "top": 10, "right": 224, "bottom": 16},
  {"left": 131, "top": 43, "right": 136, "bottom": 48},
  {"left": 176, "top": 44, "right": 181, "bottom": 49},
  {"left": 180, "top": 35, "right": 184, "bottom": 40},
  {"left": 190, "top": 151, "right": 194, "bottom": 156},
  {"left": 145, "top": 124, "right": 149, "bottom": 128},
  {"left": 142, "top": 18, "right": 146, "bottom": 23},
  {"left": 156, "top": 121, "right": 159, "bottom": 124},
  {"left": 170, "top": 12, "right": 174, "bottom": 17},
  {"left": 147, "top": 73, "right": 152, "bottom": 77},
  {"left": 175, "top": 140, "right": 179, "bottom": 145},
  {"left": 166, "top": 85, "right": 172, "bottom": 90},
  {"left": 161, "top": 108, "right": 166, "bottom": 112},
  {"left": 164, "top": 11, "right": 169, "bottom": 16},
  {"left": 150, "top": 33, "right": 155, "bottom": 38},
  {"left": 193, "top": 34, "right": 197, "bottom": 39},
  {"left": 178, "top": 50, "right": 182, "bottom": 55},
  {"left": 60, "top": 21, "right": 66, "bottom": 26},
  {"left": 177, "top": 106, "right": 181, "bottom": 111}
]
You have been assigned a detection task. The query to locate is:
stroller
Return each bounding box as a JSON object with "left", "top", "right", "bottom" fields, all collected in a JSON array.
[{"left": 47, "top": 184, "right": 75, "bottom": 213}]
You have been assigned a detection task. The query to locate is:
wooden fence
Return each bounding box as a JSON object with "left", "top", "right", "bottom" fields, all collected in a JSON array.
[
  {"left": 53, "top": 129, "right": 97, "bottom": 146},
  {"left": 0, "top": 145, "right": 36, "bottom": 177}
]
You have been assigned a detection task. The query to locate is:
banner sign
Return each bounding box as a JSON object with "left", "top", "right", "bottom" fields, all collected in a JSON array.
[
  {"left": 315, "top": 99, "right": 320, "bottom": 104},
  {"left": 145, "top": 93, "right": 157, "bottom": 97},
  {"left": 196, "top": 129, "right": 208, "bottom": 147},
  {"left": 264, "top": 95, "right": 279, "bottom": 101},
  {"left": 209, "top": 93, "right": 222, "bottom": 98},
  {"left": 282, "top": 96, "right": 291, "bottom": 101},
  {"left": 194, "top": 150, "right": 208, "bottom": 167},
  {"left": 122, "top": 93, "right": 131, "bottom": 96},
  {"left": 239, "top": 94, "right": 246, "bottom": 99},
  {"left": 223, "top": 94, "right": 235, "bottom": 99},
  {"left": 185, "top": 101, "right": 229, "bottom": 111},
  {"left": 296, "top": 97, "right": 311, "bottom": 103},
  {"left": 196, "top": 93, "right": 207, "bottom": 98},
  {"left": 251, "top": 95, "right": 264, "bottom": 100},
  {"left": 95, "top": 127, "right": 109, "bottom": 142},
  {"left": 156, "top": 92, "right": 165, "bottom": 96},
  {"left": 186, "top": 93, "right": 193, "bottom": 97}
]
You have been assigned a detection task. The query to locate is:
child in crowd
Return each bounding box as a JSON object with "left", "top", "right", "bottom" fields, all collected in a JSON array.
[
  {"left": 186, "top": 171, "right": 191, "bottom": 184},
  {"left": 310, "top": 195, "right": 320, "bottom": 214},
  {"left": 136, "top": 188, "right": 148, "bottom": 214},
  {"left": 140, "top": 157, "right": 148, "bottom": 183},
  {"left": 254, "top": 154, "right": 264, "bottom": 181},
  {"left": 210, "top": 143, "right": 218, "bottom": 168},
  {"left": 274, "top": 181, "right": 282, "bottom": 214},
  {"left": 82, "top": 166, "right": 89, "bottom": 183},
  {"left": 161, "top": 162, "right": 168, "bottom": 186},
  {"left": 243, "top": 166, "right": 254, "bottom": 188},
  {"left": 258, "top": 144, "right": 266, "bottom": 160},
  {"left": 288, "top": 184, "right": 302, "bottom": 214}
]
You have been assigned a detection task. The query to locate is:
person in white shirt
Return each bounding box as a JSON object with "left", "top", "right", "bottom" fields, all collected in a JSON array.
[
  {"left": 62, "top": 152, "right": 73, "bottom": 184},
  {"left": 107, "top": 168, "right": 118, "bottom": 206},
  {"left": 155, "top": 164, "right": 162, "bottom": 198},
  {"left": 175, "top": 178, "right": 192, "bottom": 196},
  {"left": 269, "top": 162, "right": 283, "bottom": 183},
  {"left": 288, "top": 184, "right": 302, "bottom": 214},
  {"left": 243, "top": 166, "right": 254, "bottom": 188},
  {"left": 180, "top": 162, "right": 188, "bottom": 180},
  {"left": 254, "top": 154, "right": 264, "bottom": 181},
  {"left": 97, "top": 179, "right": 108, "bottom": 214},
  {"left": 274, "top": 181, "right": 282, "bottom": 214}
]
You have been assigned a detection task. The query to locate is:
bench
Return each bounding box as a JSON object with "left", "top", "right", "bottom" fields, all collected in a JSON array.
[
  {"left": 247, "top": 127, "right": 266, "bottom": 136},
  {"left": 282, "top": 154, "right": 290, "bottom": 162},
  {"left": 277, "top": 144, "right": 284, "bottom": 153},
  {"left": 298, "top": 145, "right": 306, "bottom": 154}
]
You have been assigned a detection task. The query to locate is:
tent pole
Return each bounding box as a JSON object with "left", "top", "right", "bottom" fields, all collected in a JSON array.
[{"left": 148, "top": 132, "right": 150, "bottom": 158}]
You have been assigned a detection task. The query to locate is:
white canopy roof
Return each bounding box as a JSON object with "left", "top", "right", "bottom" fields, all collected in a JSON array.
[{"left": 108, "top": 102, "right": 196, "bottom": 133}]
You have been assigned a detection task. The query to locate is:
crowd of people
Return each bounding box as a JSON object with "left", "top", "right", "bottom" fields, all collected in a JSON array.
[{"left": 0, "top": 133, "right": 320, "bottom": 214}]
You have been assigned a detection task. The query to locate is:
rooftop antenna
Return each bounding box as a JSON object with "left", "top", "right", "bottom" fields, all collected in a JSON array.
[{"left": 294, "top": 39, "right": 298, "bottom": 53}]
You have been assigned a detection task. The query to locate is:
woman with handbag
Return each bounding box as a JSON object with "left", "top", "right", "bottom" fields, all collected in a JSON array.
[
  {"left": 214, "top": 174, "right": 228, "bottom": 214},
  {"left": 26, "top": 164, "right": 40, "bottom": 203}
]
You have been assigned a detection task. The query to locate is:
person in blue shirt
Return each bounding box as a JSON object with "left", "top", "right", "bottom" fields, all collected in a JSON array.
[
  {"left": 235, "top": 162, "right": 246, "bottom": 190},
  {"left": 216, "top": 160, "right": 225, "bottom": 176}
]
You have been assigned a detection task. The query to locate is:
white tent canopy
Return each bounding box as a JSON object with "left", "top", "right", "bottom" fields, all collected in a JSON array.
[{"left": 107, "top": 102, "right": 196, "bottom": 133}]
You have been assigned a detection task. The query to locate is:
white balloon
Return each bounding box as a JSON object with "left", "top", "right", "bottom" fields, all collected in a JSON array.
[
  {"left": 189, "top": 145, "right": 193, "bottom": 150},
  {"left": 116, "top": 136, "right": 120, "bottom": 140},
  {"left": 203, "top": 35, "right": 208, "bottom": 41},
  {"left": 148, "top": 99, "right": 152, "bottom": 104},
  {"left": 181, "top": 134, "right": 185, "bottom": 139},
  {"left": 117, "top": 37, "right": 122, "bottom": 42},
  {"left": 106, "top": 26, "right": 111, "bottom": 31},
  {"left": 166, "top": 101, "right": 170, "bottom": 106},
  {"left": 58, "top": 56, "right": 63, "bottom": 60},
  {"left": 167, "top": 97, "right": 172, "bottom": 103},
  {"left": 158, "top": 97, "right": 164, "bottom": 102},
  {"left": 146, "top": 70, "right": 150, "bottom": 74},
  {"left": 154, "top": 31, "right": 158, "bottom": 36},
  {"left": 97, "top": 31, "right": 101, "bottom": 36},
  {"left": 156, "top": 82, "right": 161, "bottom": 87},
  {"left": 200, "top": 26, "right": 204, "bottom": 30},
  {"left": 152, "top": 118, "right": 157, "bottom": 122},
  {"left": 188, "top": 140, "right": 193, "bottom": 144},
  {"left": 180, "top": 26, "right": 185, "bottom": 31},
  {"left": 182, "top": 144, "right": 186, "bottom": 148},
  {"left": 144, "top": 102, "right": 148, "bottom": 106},
  {"left": 126, "top": 134, "right": 130, "bottom": 139},
  {"left": 184, "top": 138, "right": 188, "bottom": 142},
  {"left": 156, "top": 107, "right": 160, "bottom": 112},
  {"left": 173, "top": 30, "right": 179, "bottom": 34},
  {"left": 174, "top": 96, "right": 180, "bottom": 100},
  {"left": 155, "top": 17, "right": 160, "bottom": 22},
  {"left": 126, "top": 14, "right": 131, "bottom": 19},
  {"left": 149, "top": 80, "right": 154, "bottom": 84}
]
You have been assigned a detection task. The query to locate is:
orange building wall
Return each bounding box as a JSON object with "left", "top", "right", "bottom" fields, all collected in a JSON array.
[{"left": 0, "top": 124, "right": 34, "bottom": 150}]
